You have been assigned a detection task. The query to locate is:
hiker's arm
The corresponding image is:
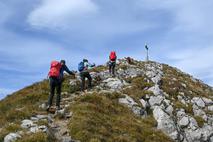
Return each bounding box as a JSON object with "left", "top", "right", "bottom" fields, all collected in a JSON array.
[
  {"left": 89, "top": 62, "right": 95, "bottom": 67},
  {"left": 64, "top": 65, "right": 75, "bottom": 75}
]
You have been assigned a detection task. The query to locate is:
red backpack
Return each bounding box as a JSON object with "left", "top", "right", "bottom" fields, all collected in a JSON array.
[
  {"left": 110, "top": 51, "right": 116, "bottom": 61},
  {"left": 48, "top": 61, "right": 62, "bottom": 77}
]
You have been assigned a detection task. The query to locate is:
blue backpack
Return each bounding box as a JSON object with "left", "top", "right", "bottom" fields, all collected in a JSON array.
[{"left": 78, "top": 62, "right": 85, "bottom": 72}]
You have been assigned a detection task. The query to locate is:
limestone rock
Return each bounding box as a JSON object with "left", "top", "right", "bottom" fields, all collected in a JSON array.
[
  {"left": 208, "top": 105, "right": 213, "bottom": 112},
  {"left": 165, "top": 105, "right": 174, "bottom": 115},
  {"left": 102, "top": 78, "right": 127, "bottom": 90},
  {"left": 149, "top": 95, "right": 164, "bottom": 107},
  {"left": 148, "top": 85, "right": 162, "bottom": 96},
  {"left": 30, "top": 126, "right": 39, "bottom": 133},
  {"left": 153, "top": 106, "right": 179, "bottom": 140},
  {"left": 178, "top": 116, "right": 189, "bottom": 128},
  {"left": 192, "top": 97, "right": 205, "bottom": 108},
  {"left": 21, "top": 119, "right": 34, "bottom": 129},
  {"left": 119, "top": 94, "right": 137, "bottom": 108},
  {"left": 4, "top": 133, "right": 21, "bottom": 142},
  {"left": 140, "top": 99, "right": 149, "bottom": 108},
  {"left": 119, "top": 95, "right": 144, "bottom": 116},
  {"left": 202, "top": 97, "right": 213, "bottom": 106}
]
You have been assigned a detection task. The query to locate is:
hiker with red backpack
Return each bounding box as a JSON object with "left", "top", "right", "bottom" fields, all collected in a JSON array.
[
  {"left": 47, "top": 60, "right": 75, "bottom": 111},
  {"left": 78, "top": 59, "right": 95, "bottom": 92},
  {"left": 109, "top": 51, "right": 117, "bottom": 77}
]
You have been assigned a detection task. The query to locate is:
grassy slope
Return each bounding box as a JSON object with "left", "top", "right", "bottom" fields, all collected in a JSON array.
[
  {"left": 160, "top": 64, "right": 213, "bottom": 127},
  {"left": 68, "top": 93, "right": 173, "bottom": 142},
  {"left": 0, "top": 75, "right": 77, "bottom": 141},
  {"left": 161, "top": 64, "right": 213, "bottom": 99}
]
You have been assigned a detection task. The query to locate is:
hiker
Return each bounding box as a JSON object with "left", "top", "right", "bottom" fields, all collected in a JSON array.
[
  {"left": 78, "top": 59, "right": 95, "bottom": 92},
  {"left": 47, "top": 60, "right": 75, "bottom": 111},
  {"left": 126, "top": 57, "right": 132, "bottom": 64},
  {"left": 109, "top": 51, "right": 117, "bottom": 76}
]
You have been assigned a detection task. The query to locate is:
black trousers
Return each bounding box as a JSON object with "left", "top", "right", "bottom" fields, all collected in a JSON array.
[
  {"left": 109, "top": 62, "right": 116, "bottom": 75},
  {"left": 48, "top": 77, "right": 62, "bottom": 107},
  {"left": 80, "top": 71, "right": 92, "bottom": 91}
]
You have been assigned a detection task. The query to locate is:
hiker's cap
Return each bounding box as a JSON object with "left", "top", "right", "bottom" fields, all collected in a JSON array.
[
  {"left": 60, "top": 60, "right": 66, "bottom": 64},
  {"left": 83, "top": 59, "right": 88, "bottom": 62}
]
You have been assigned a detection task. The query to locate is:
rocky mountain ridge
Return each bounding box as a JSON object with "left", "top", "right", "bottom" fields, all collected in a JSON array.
[{"left": 1, "top": 58, "right": 213, "bottom": 142}]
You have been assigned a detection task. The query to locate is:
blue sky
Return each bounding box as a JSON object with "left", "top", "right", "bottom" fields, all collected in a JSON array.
[{"left": 1, "top": 0, "right": 213, "bottom": 99}]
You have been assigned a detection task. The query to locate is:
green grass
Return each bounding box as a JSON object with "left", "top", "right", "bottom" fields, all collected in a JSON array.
[
  {"left": 68, "top": 93, "right": 173, "bottom": 142},
  {"left": 161, "top": 64, "right": 213, "bottom": 99},
  {"left": 17, "top": 132, "right": 50, "bottom": 142},
  {"left": 173, "top": 101, "right": 193, "bottom": 115},
  {"left": 194, "top": 116, "right": 205, "bottom": 128},
  {"left": 0, "top": 75, "right": 80, "bottom": 128},
  {"left": 123, "top": 76, "right": 154, "bottom": 106},
  {"left": 90, "top": 65, "right": 108, "bottom": 73},
  {"left": 0, "top": 79, "right": 50, "bottom": 127},
  {"left": 62, "top": 75, "right": 81, "bottom": 93}
]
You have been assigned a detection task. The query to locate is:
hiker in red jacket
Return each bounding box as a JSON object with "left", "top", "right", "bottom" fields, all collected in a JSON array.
[
  {"left": 47, "top": 60, "right": 75, "bottom": 111},
  {"left": 109, "top": 51, "right": 117, "bottom": 77}
]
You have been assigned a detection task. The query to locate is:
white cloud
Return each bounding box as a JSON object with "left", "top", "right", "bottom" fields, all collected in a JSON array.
[
  {"left": 27, "top": 0, "right": 98, "bottom": 29},
  {"left": 137, "top": 0, "right": 213, "bottom": 34},
  {"left": 165, "top": 46, "right": 213, "bottom": 86}
]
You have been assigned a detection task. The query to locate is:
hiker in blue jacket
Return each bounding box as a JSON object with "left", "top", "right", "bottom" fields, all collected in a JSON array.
[{"left": 78, "top": 59, "right": 95, "bottom": 92}]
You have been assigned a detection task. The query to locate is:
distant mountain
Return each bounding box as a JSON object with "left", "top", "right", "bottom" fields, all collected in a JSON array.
[{"left": 1, "top": 58, "right": 213, "bottom": 142}]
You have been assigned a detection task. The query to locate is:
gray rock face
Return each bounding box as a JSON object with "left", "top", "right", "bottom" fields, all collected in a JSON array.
[
  {"left": 192, "top": 97, "right": 205, "bottom": 108},
  {"left": 30, "top": 126, "right": 39, "bottom": 133},
  {"left": 90, "top": 71, "right": 110, "bottom": 81},
  {"left": 119, "top": 94, "right": 145, "bottom": 116},
  {"left": 153, "top": 106, "right": 179, "bottom": 140},
  {"left": 38, "top": 125, "right": 48, "bottom": 132},
  {"left": 148, "top": 85, "right": 163, "bottom": 96},
  {"left": 21, "top": 119, "right": 34, "bottom": 129},
  {"left": 145, "top": 62, "right": 163, "bottom": 84},
  {"left": 140, "top": 99, "right": 149, "bottom": 108},
  {"left": 202, "top": 97, "right": 213, "bottom": 106},
  {"left": 208, "top": 105, "right": 213, "bottom": 112},
  {"left": 178, "top": 116, "right": 190, "bottom": 128},
  {"left": 117, "top": 67, "right": 144, "bottom": 78},
  {"left": 4, "top": 133, "right": 21, "bottom": 142},
  {"left": 183, "top": 125, "right": 213, "bottom": 142},
  {"left": 119, "top": 94, "right": 137, "bottom": 108},
  {"left": 188, "top": 116, "right": 199, "bottom": 131},
  {"left": 193, "top": 104, "right": 207, "bottom": 120},
  {"left": 39, "top": 103, "right": 47, "bottom": 110},
  {"left": 165, "top": 105, "right": 174, "bottom": 115},
  {"left": 102, "top": 78, "right": 127, "bottom": 90},
  {"left": 69, "top": 79, "right": 78, "bottom": 86},
  {"left": 149, "top": 95, "right": 164, "bottom": 107},
  {"left": 184, "top": 129, "right": 202, "bottom": 142},
  {"left": 177, "top": 95, "right": 188, "bottom": 105}
]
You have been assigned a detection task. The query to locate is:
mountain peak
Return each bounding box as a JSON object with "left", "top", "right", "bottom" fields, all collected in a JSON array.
[{"left": 1, "top": 58, "right": 213, "bottom": 142}]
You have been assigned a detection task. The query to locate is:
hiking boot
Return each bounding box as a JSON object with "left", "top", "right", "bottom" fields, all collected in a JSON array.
[{"left": 46, "top": 105, "right": 51, "bottom": 112}]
